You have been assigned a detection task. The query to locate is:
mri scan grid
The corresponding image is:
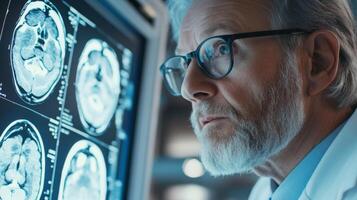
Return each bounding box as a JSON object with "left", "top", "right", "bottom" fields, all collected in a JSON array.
[{"left": 0, "top": 0, "right": 142, "bottom": 199}]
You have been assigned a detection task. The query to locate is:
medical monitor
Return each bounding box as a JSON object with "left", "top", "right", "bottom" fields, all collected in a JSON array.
[{"left": 0, "top": 0, "right": 168, "bottom": 199}]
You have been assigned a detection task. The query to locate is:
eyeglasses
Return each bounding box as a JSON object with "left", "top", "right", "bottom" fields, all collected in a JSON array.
[{"left": 160, "top": 29, "right": 310, "bottom": 96}]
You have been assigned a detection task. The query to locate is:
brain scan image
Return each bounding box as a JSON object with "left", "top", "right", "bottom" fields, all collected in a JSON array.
[
  {"left": 58, "top": 140, "right": 107, "bottom": 200},
  {"left": 75, "top": 39, "right": 120, "bottom": 135},
  {"left": 0, "top": 120, "right": 45, "bottom": 200},
  {"left": 10, "top": 0, "right": 66, "bottom": 104}
]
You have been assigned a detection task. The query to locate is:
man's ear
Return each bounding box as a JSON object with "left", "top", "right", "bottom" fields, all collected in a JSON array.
[{"left": 303, "top": 30, "right": 340, "bottom": 96}]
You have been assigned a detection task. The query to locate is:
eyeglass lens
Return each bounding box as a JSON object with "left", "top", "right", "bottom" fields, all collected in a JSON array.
[
  {"left": 162, "top": 37, "right": 232, "bottom": 96},
  {"left": 162, "top": 57, "right": 187, "bottom": 96}
]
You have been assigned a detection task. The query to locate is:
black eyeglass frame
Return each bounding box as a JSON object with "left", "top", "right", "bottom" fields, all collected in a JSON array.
[{"left": 160, "top": 28, "right": 311, "bottom": 96}]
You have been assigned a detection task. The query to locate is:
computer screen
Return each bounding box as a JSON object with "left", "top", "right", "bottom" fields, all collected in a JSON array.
[{"left": 0, "top": 0, "right": 157, "bottom": 199}]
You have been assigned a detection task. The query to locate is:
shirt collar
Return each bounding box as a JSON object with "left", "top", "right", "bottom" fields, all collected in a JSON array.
[{"left": 271, "top": 122, "right": 346, "bottom": 200}]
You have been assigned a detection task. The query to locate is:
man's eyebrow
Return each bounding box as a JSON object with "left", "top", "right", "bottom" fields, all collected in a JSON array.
[
  {"left": 174, "top": 22, "right": 243, "bottom": 56},
  {"left": 202, "top": 21, "right": 243, "bottom": 37}
]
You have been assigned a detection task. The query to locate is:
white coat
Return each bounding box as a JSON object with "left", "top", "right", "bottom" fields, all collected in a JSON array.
[{"left": 249, "top": 109, "right": 357, "bottom": 200}]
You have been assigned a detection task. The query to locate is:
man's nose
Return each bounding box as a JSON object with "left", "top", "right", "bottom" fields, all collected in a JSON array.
[{"left": 181, "top": 59, "right": 217, "bottom": 102}]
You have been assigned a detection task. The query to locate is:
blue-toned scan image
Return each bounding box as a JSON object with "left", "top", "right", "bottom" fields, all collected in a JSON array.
[
  {"left": 10, "top": 1, "right": 66, "bottom": 105},
  {"left": 0, "top": 120, "right": 45, "bottom": 200},
  {"left": 75, "top": 39, "right": 120, "bottom": 135},
  {"left": 58, "top": 140, "right": 107, "bottom": 200}
]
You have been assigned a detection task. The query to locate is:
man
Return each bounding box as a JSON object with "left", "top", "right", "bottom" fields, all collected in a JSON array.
[{"left": 160, "top": 0, "right": 357, "bottom": 199}]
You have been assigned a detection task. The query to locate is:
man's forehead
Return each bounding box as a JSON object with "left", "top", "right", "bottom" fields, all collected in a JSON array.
[
  {"left": 183, "top": 0, "right": 271, "bottom": 28},
  {"left": 176, "top": 22, "right": 241, "bottom": 55},
  {"left": 190, "top": 0, "right": 271, "bottom": 12},
  {"left": 176, "top": 0, "right": 272, "bottom": 54}
]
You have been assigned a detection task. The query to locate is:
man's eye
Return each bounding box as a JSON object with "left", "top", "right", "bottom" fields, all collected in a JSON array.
[
  {"left": 217, "top": 44, "right": 230, "bottom": 55},
  {"left": 205, "top": 42, "right": 229, "bottom": 57},
  {"left": 199, "top": 39, "right": 230, "bottom": 63}
]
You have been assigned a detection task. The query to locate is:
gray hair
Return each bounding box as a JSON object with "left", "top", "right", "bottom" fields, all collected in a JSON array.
[
  {"left": 270, "top": 0, "right": 357, "bottom": 108},
  {"left": 167, "top": 0, "right": 357, "bottom": 108},
  {"left": 167, "top": 0, "right": 193, "bottom": 41}
]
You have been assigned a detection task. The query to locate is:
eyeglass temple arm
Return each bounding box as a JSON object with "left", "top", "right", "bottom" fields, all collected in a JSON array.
[{"left": 230, "top": 28, "right": 312, "bottom": 40}]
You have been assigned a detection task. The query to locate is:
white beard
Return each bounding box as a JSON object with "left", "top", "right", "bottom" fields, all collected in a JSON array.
[{"left": 190, "top": 53, "right": 305, "bottom": 176}]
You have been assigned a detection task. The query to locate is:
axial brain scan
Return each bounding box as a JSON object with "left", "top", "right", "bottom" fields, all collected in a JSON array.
[
  {"left": 58, "top": 140, "right": 107, "bottom": 200},
  {"left": 0, "top": 120, "right": 45, "bottom": 200},
  {"left": 75, "top": 39, "right": 120, "bottom": 135},
  {"left": 10, "top": 0, "right": 66, "bottom": 104}
]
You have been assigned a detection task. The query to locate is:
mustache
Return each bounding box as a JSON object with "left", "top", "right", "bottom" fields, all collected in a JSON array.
[{"left": 190, "top": 101, "right": 239, "bottom": 125}]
